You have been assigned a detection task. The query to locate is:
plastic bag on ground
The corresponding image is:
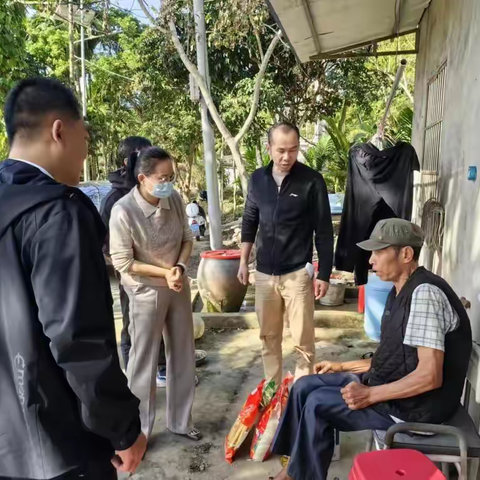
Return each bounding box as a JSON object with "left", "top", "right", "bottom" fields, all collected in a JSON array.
[
  {"left": 225, "top": 379, "right": 265, "bottom": 464},
  {"left": 250, "top": 372, "right": 294, "bottom": 462}
]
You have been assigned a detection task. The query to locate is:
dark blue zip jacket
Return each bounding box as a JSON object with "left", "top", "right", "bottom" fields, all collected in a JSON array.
[
  {"left": 0, "top": 160, "right": 140, "bottom": 479},
  {"left": 241, "top": 161, "right": 334, "bottom": 281}
]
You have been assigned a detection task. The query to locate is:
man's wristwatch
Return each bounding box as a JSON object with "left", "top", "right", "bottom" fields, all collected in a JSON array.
[{"left": 175, "top": 262, "right": 187, "bottom": 275}]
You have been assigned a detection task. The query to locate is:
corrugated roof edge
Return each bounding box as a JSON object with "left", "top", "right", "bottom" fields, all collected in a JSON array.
[{"left": 265, "top": 0, "right": 302, "bottom": 64}]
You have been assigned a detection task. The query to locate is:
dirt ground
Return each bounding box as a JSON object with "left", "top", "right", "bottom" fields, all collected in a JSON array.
[
  {"left": 118, "top": 326, "right": 377, "bottom": 480},
  {"left": 116, "top": 229, "right": 375, "bottom": 479}
]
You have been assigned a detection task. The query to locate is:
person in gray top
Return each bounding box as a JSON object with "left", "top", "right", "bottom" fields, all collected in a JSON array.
[{"left": 109, "top": 147, "right": 202, "bottom": 443}]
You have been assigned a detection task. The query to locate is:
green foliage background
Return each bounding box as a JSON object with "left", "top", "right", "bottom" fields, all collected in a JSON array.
[{"left": 0, "top": 0, "right": 415, "bottom": 199}]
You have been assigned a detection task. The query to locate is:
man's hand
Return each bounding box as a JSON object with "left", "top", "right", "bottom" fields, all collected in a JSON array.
[
  {"left": 111, "top": 433, "right": 147, "bottom": 473},
  {"left": 166, "top": 269, "right": 182, "bottom": 292},
  {"left": 341, "top": 381, "right": 373, "bottom": 410},
  {"left": 237, "top": 262, "right": 249, "bottom": 286},
  {"left": 315, "top": 280, "right": 329, "bottom": 300},
  {"left": 315, "top": 360, "right": 343, "bottom": 374}
]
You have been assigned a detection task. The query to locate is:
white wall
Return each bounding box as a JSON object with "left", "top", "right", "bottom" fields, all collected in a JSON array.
[{"left": 412, "top": 0, "right": 480, "bottom": 340}]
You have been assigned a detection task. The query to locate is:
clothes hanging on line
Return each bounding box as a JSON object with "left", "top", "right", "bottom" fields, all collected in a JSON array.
[{"left": 335, "top": 142, "right": 420, "bottom": 285}]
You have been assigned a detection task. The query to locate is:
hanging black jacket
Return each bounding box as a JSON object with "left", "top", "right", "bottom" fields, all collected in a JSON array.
[
  {"left": 0, "top": 160, "right": 140, "bottom": 480},
  {"left": 241, "top": 161, "right": 334, "bottom": 281},
  {"left": 100, "top": 167, "right": 135, "bottom": 255},
  {"left": 335, "top": 142, "right": 420, "bottom": 284}
]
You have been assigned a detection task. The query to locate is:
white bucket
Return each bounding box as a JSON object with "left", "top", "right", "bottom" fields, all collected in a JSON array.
[
  {"left": 319, "top": 279, "right": 346, "bottom": 307},
  {"left": 193, "top": 315, "right": 205, "bottom": 339}
]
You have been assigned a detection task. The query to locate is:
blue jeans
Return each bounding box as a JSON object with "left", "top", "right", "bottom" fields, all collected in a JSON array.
[{"left": 271, "top": 373, "right": 394, "bottom": 480}]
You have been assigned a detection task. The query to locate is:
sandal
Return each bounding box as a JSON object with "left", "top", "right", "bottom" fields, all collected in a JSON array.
[{"left": 169, "top": 427, "right": 203, "bottom": 441}]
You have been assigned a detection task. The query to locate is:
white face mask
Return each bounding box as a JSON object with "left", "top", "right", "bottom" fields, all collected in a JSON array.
[{"left": 146, "top": 179, "right": 174, "bottom": 199}]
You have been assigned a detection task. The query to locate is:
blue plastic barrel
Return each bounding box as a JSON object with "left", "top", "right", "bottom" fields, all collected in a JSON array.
[{"left": 364, "top": 273, "right": 394, "bottom": 341}]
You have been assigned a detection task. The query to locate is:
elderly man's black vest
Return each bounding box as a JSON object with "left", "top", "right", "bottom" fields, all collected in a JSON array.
[{"left": 364, "top": 267, "right": 472, "bottom": 423}]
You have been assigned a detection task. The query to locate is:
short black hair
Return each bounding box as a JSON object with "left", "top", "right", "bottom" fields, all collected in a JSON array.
[
  {"left": 117, "top": 136, "right": 152, "bottom": 164},
  {"left": 393, "top": 245, "right": 422, "bottom": 262},
  {"left": 267, "top": 122, "right": 300, "bottom": 145},
  {"left": 4, "top": 77, "right": 81, "bottom": 145}
]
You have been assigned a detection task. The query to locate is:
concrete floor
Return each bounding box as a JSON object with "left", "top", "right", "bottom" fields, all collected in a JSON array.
[
  {"left": 111, "top": 236, "right": 377, "bottom": 480},
  {"left": 116, "top": 323, "right": 377, "bottom": 480}
]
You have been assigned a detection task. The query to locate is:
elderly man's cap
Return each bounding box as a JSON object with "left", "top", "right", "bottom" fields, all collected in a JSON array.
[{"left": 357, "top": 219, "right": 425, "bottom": 252}]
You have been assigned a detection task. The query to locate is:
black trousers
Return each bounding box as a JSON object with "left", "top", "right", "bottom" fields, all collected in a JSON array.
[
  {"left": 58, "top": 459, "right": 117, "bottom": 480},
  {"left": 118, "top": 277, "right": 166, "bottom": 369},
  {"left": 1, "top": 459, "right": 118, "bottom": 480},
  {"left": 272, "top": 373, "right": 394, "bottom": 480}
]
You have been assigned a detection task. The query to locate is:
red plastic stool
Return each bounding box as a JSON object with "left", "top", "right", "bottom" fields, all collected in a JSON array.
[{"left": 350, "top": 449, "right": 445, "bottom": 480}]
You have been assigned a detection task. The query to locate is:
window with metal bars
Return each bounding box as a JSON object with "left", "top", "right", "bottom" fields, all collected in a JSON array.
[{"left": 420, "top": 62, "right": 447, "bottom": 205}]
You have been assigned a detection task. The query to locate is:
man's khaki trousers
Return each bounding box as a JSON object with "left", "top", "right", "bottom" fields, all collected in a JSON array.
[{"left": 255, "top": 268, "right": 315, "bottom": 387}]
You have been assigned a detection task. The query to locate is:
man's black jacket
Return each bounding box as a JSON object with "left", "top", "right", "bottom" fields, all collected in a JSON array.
[
  {"left": 241, "top": 161, "right": 334, "bottom": 281},
  {"left": 0, "top": 160, "right": 140, "bottom": 479}
]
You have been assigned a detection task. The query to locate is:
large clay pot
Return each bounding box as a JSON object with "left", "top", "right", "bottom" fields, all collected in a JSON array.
[{"left": 197, "top": 250, "right": 248, "bottom": 312}]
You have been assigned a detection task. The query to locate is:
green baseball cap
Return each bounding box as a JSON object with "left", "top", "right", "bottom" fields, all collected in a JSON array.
[{"left": 357, "top": 218, "right": 425, "bottom": 251}]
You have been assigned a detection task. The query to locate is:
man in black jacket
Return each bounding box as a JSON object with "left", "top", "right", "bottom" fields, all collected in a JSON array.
[
  {"left": 0, "top": 78, "right": 145, "bottom": 479},
  {"left": 238, "top": 123, "right": 334, "bottom": 387},
  {"left": 271, "top": 219, "right": 472, "bottom": 480}
]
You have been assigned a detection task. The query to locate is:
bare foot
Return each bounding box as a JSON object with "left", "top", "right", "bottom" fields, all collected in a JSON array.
[{"left": 269, "top": 467, "right": 293, "bottom": 480}]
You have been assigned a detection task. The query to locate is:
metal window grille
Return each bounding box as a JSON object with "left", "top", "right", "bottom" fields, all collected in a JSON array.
[{"left": 420, "top": 62, "right": 447, "bottom": 204}]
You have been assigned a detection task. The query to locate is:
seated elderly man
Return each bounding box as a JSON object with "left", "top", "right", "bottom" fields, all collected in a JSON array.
[{"left": 271, "top": 218, "right": 472, "bottom": 480}]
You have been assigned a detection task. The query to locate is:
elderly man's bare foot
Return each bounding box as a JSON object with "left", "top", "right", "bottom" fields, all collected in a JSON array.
[{"left": 269, "top": 467, "right": 293, "bottom": 480}]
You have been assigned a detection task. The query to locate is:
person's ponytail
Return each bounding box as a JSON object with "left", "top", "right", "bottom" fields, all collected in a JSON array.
[{"left": 126, "top": 151, "right": 140, "bottom": 185}]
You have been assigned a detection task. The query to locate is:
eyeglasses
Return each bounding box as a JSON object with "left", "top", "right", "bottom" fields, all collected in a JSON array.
[{"left": 155, "top": 174, "right": 176, "bottom": 184}]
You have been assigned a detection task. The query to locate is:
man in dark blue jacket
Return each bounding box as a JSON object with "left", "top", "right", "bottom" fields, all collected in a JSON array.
[{"left": 0, "top": 78, "right": 145, "bottom": 479}]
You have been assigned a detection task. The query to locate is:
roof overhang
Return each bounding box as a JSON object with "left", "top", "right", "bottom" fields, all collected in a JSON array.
[{"left": 267, "top": 0, "right": 432, "bottom": 62}]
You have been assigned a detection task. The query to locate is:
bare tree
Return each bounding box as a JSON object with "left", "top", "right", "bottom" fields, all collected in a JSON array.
[{"left": 137, "top": 0, "right": 281, "bottom": 196}]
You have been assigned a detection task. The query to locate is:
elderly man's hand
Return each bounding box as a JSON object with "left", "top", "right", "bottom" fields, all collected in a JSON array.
[{"left": 341, "top": 381, "right": 373, "bottom": 410}]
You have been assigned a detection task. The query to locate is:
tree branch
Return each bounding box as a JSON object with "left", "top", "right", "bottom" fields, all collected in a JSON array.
[
  {"left": 250, "top": 18, "right": 264, "bottom": 63},
  {"left": 298, "top": 80, "right": 320, "bottom": 128},
  {"left": 300, "top": 134, "right": 316, "bottom": 146},
  {"left": 137, "top": 0, "right": 157, "bottom": 25},
  {"left": 74, "top": 56, "right": 134, "bottom": 81},
  {"left": 338, "top": 99, "right": 348, "bottom": 132},
  {"left": 235, "top": 29, "right": 282, "bottom": 144},
  {"left": 262, "top": 23, "right": 290, "bottom": 51},
  {"left": 166, "top": 19, "right": 234, "bottom": 143}
]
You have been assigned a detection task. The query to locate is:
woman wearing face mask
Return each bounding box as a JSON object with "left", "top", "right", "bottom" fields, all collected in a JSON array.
[{"left": 109, "top": 146, "right": 201, "bottom": 442}]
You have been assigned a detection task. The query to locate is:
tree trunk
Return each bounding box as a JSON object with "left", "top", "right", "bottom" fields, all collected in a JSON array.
[
  {"left": 219, "top": 160, "right": 223, "bottom": 209},
  {"left": 338, "top": 100, "right": 348, "bottom": 133},
  {"left": 136, "top": 1, "right": 280, "bottom": 201},
  {"left": 226, "top": 138, "right": 248, "bottom": 198},
  {"left": 233, "top": 160, "right": 237, "bottom": 220},
  {"left": 186, "top": 146, "right": 195, "bottom": 197},
  {"left": 256, "top": 141, "right": 263, "bottom": 168}
]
